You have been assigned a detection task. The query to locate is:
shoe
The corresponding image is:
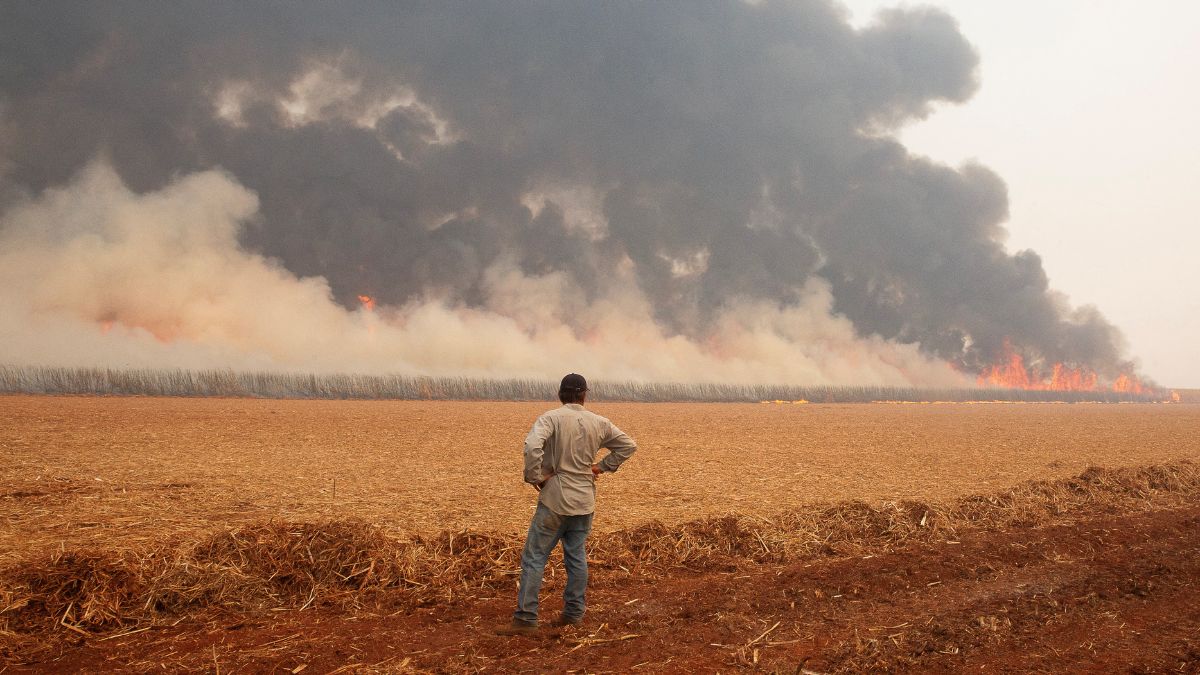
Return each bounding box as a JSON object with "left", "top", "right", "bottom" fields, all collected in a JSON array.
[
  {"left": 551, "top": 615, "right": 582, "bottom": 627},
  {"left": 496, "top": 620, "right": 540, "bottom": 636}
]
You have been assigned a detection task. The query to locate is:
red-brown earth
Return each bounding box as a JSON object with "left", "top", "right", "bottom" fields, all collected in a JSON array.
[{"left": 6, "top": 501, "right": 1198, "bottom": 673}]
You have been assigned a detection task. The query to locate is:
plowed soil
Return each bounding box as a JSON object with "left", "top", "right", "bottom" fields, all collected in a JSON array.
[{"left": 26, "top": 502, "right": 1200, "bottom": 673}]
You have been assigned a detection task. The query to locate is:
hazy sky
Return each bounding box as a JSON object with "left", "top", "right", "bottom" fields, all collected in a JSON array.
[{"left": 844, "top": 1, "right": 1200, "bottom": 386}]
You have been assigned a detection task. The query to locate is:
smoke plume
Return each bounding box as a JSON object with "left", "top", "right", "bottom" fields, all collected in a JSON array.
[{"left": 0, "top": 1, "right": 1138, "bottom": 385}]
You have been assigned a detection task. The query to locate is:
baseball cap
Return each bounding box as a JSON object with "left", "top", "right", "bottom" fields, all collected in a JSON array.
[{"left": 559, "top": 372, "right": 588, "bottom": 393}]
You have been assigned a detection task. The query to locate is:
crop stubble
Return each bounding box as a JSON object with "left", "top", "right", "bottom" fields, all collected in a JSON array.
[{"left": 2, "top": 395, "right": 1197, "bottom": 563}]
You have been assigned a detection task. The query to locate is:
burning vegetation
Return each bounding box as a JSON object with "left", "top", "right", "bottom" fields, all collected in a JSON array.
[{"left": 975, "top": 342, "right": 1155, "bottom": 395}]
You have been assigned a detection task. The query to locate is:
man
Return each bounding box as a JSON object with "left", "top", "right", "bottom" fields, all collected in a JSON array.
[{"left": 498, "top": 373, "right": 637, "bottom": 636}]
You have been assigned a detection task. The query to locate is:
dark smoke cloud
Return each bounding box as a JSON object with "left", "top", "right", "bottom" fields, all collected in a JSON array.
[{"left": 0, "top": 1, "right": 1137, "bottom": 379}]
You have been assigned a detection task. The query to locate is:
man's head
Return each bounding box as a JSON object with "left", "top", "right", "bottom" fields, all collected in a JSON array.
[{"left": 558, "top": 373, "right": 588, "bottom": 405}]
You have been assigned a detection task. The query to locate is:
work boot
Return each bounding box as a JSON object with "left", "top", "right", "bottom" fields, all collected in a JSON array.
[
  {"left": 551, "top": 615, "right": 582, "bottom": 627},
  {"left": 496, "top": 619, "right": 539, "bottom": 636}
]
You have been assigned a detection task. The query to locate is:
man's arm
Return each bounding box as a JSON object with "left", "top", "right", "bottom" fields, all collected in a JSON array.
[
  {"left": 596, "top": 421, "right": 636, "bottom": 474},
  {"left": 523, "top": 414, "right": 555, "bottom": 486}
]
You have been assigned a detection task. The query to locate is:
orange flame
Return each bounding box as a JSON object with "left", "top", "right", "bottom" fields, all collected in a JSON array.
[
  {"left": 94, "top": 316, "right": 176, "bottom": 342},
  {"left": 1111, "top": 373, "right": 1149, "bottom": 395},
  {"left": 357, "top": 295, "right": 376, "bottom": 311},
  {"left": 977, "top": 341, "right": 1151, "bottom": 395},
  {"left": 977, "top": 348, "right": 1032, "bottom": 389},
  {"left": 1048, "top": 362, "right": 1097, "bottom": 391}
]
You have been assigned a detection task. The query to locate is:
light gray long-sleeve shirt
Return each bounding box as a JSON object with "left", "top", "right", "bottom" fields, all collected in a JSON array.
[{"left": 523, "top": 403, "right": 637, "bottom": 516}]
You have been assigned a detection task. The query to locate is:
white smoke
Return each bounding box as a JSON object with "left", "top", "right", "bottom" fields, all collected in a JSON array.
[{"left": 0, "top": 161, "right": 967, "bottom": 386}]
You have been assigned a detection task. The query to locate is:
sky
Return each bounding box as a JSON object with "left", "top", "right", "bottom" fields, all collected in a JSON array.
[{"left": 843, "top": 1, "right": 1200, "bottom": 386}]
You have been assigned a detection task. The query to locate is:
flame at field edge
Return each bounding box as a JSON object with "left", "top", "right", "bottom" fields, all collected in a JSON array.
[{"left": 975, "top": 341, "right": 1161, "bottom": 397}]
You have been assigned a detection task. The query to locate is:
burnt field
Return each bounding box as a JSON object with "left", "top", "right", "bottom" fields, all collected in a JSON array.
[{"left": 2, "top": 396, "right": 1200, "bottom": 672}]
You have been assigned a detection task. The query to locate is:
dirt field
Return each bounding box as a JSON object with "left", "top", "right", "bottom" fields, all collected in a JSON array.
[
  {"left": 3, "top": 396, "right": 1198, "bottom": 561},
  {"left": 34, "top": 501, "right": 1200, "bottom": 673},
  {"left": 3, "top": 395, "right": 1200, "bottom": 672}
]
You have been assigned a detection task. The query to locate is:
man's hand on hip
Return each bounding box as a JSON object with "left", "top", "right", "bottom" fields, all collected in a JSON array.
[{"left": 591, "top": 464, "right": 602, "bottom": 478}]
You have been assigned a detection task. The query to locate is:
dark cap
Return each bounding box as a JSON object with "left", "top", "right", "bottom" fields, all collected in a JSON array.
[{"left": 559, "top": 372, "right": 588, "bottom": 393}]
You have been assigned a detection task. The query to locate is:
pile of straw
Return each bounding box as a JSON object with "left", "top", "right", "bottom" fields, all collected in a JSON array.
[
  {"left": 3, "top": 461, "right": 1198, "bottom": 656},
  {"left": 592, "top": 460, "right": 1200, "bottom": 571},
  {"left": 1, "top": 522, "right": 519, "bottom": 641}
]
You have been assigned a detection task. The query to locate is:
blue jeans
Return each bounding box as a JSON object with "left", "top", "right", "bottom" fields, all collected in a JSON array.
[{"left": 514, "top": 502, "right": 593, "bottom": 625}]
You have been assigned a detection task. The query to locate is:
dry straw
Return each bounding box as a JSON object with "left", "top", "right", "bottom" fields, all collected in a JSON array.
[{"left": 3, "top": 461, "right": 1198, "bottom": 659}]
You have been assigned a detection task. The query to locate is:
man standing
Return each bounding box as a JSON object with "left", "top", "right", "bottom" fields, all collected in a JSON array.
[{"left": 498, "top": 373, "right": 637, "bottom": 636}]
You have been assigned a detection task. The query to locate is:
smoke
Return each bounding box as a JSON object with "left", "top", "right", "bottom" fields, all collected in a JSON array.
[
  {"left": 0, "top": 160, "right": 960, "bottom": 384},
  {"left": 0, "top": 1, "right": 1137, "bottom": 384}
]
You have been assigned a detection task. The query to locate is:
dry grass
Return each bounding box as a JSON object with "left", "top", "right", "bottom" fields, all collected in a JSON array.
[{"left": 4, "top": 461, "right": 1199, "bottom": 659}]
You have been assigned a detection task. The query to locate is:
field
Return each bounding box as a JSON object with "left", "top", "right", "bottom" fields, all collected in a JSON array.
[{"left": 3, "top": 395, "right": 1200, "bottom": 672}]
